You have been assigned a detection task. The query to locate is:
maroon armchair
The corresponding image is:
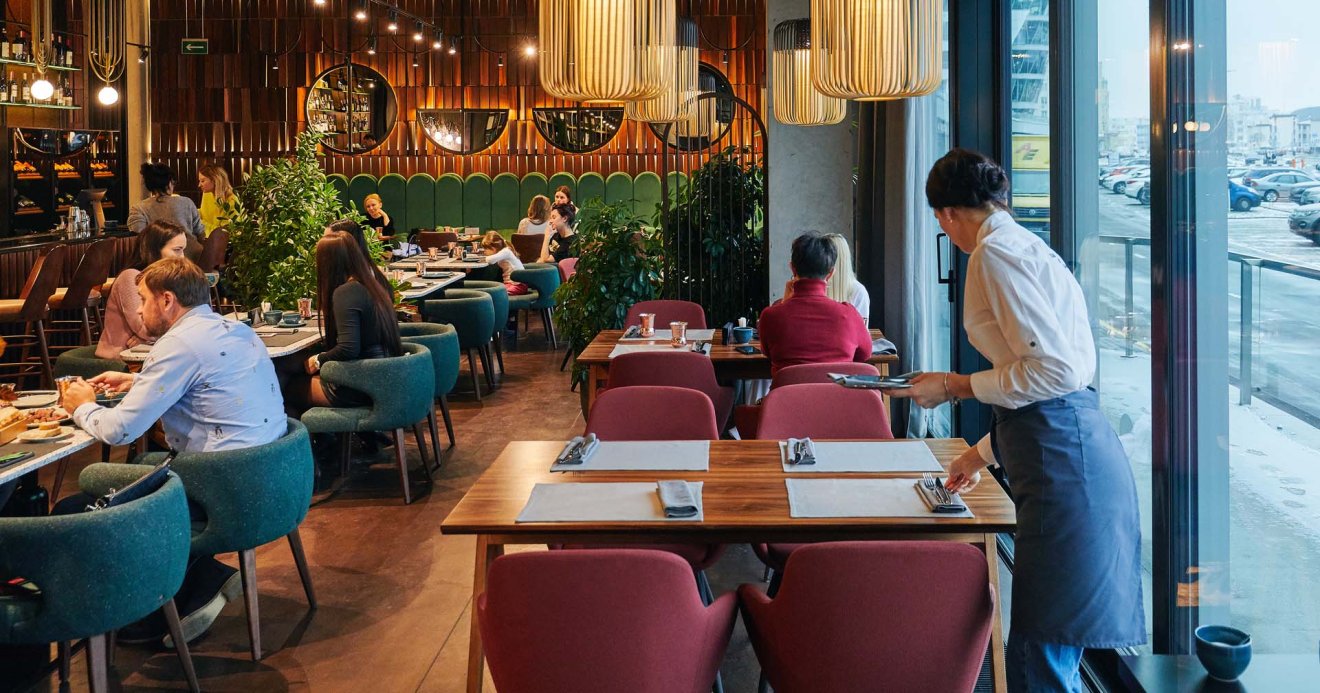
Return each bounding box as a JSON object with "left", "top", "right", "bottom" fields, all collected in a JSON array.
[
  {"left": 755, "top": 383, "right": 892, "bottom": 440},
  {"left": 624, "top": 299, "right": 708, "bottom": 329},
  {"left": 586, "top": 386, "right": 719, "bottom": 441},
  {"left": 606, "top": 351, "right": 733, "bottom": 432},
  {"left": 479, "top": 550, "right": 737, "bottom": 693},
  {"left": 739, "top": 541, "right": 995, "bottom": 693},
  {"left": 733, "top": 361, "right": 880, "bottom": 439}
]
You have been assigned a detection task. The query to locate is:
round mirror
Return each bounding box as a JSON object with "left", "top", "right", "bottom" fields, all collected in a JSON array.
[
  {"left": 533, "top": 108, "right": 625, "bottom": 153},
  {"left": 649, "top": 63, "right": 736, "bottom": 151},
  {"left": 306, "top": 63, "right": 397, "bottom": 155}
]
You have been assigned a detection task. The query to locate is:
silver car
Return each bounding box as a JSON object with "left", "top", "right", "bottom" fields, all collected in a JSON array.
[
  {"left": 1289, "top": 204, "right": 1320, "bottom": 245},
  {"left": 1251, "top": 171, "right": 1320, "bottom": 202}
]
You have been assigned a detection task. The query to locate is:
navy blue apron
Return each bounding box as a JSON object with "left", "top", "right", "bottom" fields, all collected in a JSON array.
[{"left": 990, "top": 388, "right": 1146, "bottom": 647}]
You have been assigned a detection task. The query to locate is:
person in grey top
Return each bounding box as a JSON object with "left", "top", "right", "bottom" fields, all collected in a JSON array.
[{"left": 127, "top": 163, "right": 206, "bottom": 251}]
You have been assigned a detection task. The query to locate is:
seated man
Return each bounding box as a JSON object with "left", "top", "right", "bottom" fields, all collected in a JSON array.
[
  {"left": 757, "top": 233, "right": 873, "bottom": 375},
  {"left": 62, "top": 257, "right": 286, "bottom": 648}
]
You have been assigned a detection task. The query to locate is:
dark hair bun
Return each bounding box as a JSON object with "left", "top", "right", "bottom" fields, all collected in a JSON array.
[{"left": 925, "top": 148, "right": 1011, "bottom": 210}]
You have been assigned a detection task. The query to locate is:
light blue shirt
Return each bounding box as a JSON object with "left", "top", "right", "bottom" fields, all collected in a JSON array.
[{"left": 73, "top": 304, "right": 286, "bottom": 451}]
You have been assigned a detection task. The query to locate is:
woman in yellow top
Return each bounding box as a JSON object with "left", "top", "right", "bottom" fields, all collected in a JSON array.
[{"left": 197, "top": 163, "right": 236, "bottom": 238}]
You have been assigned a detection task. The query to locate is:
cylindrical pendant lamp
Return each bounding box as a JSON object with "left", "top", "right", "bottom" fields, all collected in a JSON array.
[
  {"left": 810, "top": 0, "right": 942, "bottom": 100},
  {"left": 626, "top": 17, "right": 699, "bottom": 123},
  {"left": 772, "top": 19, "right": 846, "bottom": 126},
  {"left": 540, "top": 0, "right": 676, "bottom": 103}
]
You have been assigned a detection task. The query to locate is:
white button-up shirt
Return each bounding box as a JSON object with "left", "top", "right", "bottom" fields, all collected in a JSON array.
[{"left": 964, "top": 211, "right": 1096, "bottom": 463}]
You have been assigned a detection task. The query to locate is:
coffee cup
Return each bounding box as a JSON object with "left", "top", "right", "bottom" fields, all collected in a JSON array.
[
  {"left": 264, "top": 310, "right": 284, "bottom": 326},
  {"left": 732, "top": 326, "right": 754, "bottom": 344}
]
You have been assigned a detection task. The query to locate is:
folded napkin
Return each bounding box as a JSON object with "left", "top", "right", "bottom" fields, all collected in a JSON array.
[
  {"left": 554, "top": 434, "right": 600, "bottom": 466},
  {"left": 622, "top": 325, "right": 641, "bottom": 338},
  {"left": 913, "top": 478, "right": 969, "bottom": 514},
  {"left": 689, "top": 341, "right": 711, "bottom": 355},
  {"left": 871, "top": 338, "right": 898, "bottom": 355},
  {"left": 786, "top": 437, "right": 817, "bottom": 465},
  {"left": 656, "top": 480, "right": 699, "bottom": 518}
]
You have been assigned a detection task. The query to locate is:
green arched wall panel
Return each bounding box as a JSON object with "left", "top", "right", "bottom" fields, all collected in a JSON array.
[
  {"left": 632, "top": 172, "right": 662, "bottom": 218},
  {"left": 577, "top": 172, "right": 605, "bottom": 206},
  {"left": 328, "top": 174, "right": 351, "bottom": 214},
  {"left": 377, "top": 173, "right": 408, "bottom": 234},
  {"left": 347, "top": 174, "right": 378, "bottom": 216},
  {"left": 406, "top": 174, "right": 437, "bottom": 231},
  {"left": 462, "top": 173, "right": 493, "bottom": 230},
  {"left": 519, "top": 172, "right": 549, "bottom": 215},
  {"left": 605, "top": 172, "right": 634, "bottom": 207},
  {"left": 436, "top": 173, "right": 464, "bottom": 227},
  {"left": 491, "top": 173, "right": 522, "bottom": 230}
]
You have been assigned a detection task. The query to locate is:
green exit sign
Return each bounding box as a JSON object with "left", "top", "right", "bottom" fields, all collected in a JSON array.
[{"left": 181, "top": 38, "right": 208, "bottom": 55}]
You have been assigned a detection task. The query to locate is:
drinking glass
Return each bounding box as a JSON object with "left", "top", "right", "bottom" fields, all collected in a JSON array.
[
  {"left": 670, "top": 321, "right": 688, "bottom": 348},
  {"left": 639, "top": 313, "right": 656, "bottom": 337}
]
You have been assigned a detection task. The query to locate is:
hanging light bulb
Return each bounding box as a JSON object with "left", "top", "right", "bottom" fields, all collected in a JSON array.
[
  {"left": 448, "top": 40, "right": 457, "bottom": 55},
  {"left": 772, "top": 19, "right": 845, "bottom": 125},
  {"left": 811, "top": 0, "right": 942, "bottom": 100},
  {"left": 30, "top": 78, "right": 53, "bottom": 100},
  {"left": 497, "top": 54, "right": 504, "bottom": 69},
  {"left": 523, "top": 40, "right": 537, "bottom": 58},
  {"left": 386, "top": 9, "right": 399, "bottom": 32},
  {"left": 98, "top": 85, "right": 119, "bottom": 105},
  {"left": 625, "top": 17, "right": 698, "bottom": 123},
  {"left": 413, "top": 21, "right": 425, "bottom": 42},
  {"left": 313, "top": 0, "right": 327, "bottom": 6},
  {"left": 539, "top": 0, "right": 676, "bottom": 103},
  {"left": 367, "top": 36, "right": 377, "bottom": 55},
  {"left": 353, "top": 0, "right": 368, "bottom": 21},
  {"left": 432, "top": 30, "right": 444, "bottom": 50},
  {"left": 412, "top": 55, "right": 420, "bottom": 68}
]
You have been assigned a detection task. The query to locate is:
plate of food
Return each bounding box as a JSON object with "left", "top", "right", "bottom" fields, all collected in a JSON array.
[
  {"left": 17, "top": 422, "right": 74, "bottom": 443},
  {"left": 12, "top": 390, "right": 58, "bottom": 409},
  {"left": 25, "top": 407, "right": 70, "bottom": 427},
  {"left": 91, "top": 382, "right": 128, "bottom": 404}
]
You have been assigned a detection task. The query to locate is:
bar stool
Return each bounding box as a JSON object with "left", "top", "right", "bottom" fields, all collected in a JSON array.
[
  {"left": 0, "top": 245, "right": 67, "bottom": 388},
  {"left": 48, "top": 238, "right": 116, "bottom": 347}
]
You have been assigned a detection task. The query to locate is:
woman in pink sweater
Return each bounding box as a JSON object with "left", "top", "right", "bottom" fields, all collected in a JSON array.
[{"left": 95, "top": 220, "right": 190, "bottom": 359}]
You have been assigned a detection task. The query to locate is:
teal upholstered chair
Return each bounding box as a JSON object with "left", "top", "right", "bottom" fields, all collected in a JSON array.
[
  {"left": 0, "top": 475, "right": 199, "bottom": 692},
  {"left": 53, "top": 344, "right": 127, "bottom": 379},
  {"left": 301, "top": 345, "right": 435, "bottom": 504},
  {"left": 605, "top": 171, "right": 634, "bottom": 206},
  {"left": 509, "top": 263, "right": 562, "bottom": 349},
  {"left": 328, "top": 174, "right": 352, "bottom": 214},
  {"left": 420, "top": 289, "right": 496, "bottom": 400},
  {"left": 633, "top": 172, "right": 663, "bottom": 217},
  {"left": 348, "top": 174, "right": 378, "bottom": 215},
  {"left": 462, "top": 280, "right": 510, "bottom": 376},
  {"left": 520, "top": 172, "right": 549, "bottom": 212},
  {"left": 80, "top": 419, "right": 317, "bottom": 661},
  {"left": 578, "top": 172, "right": 606, "bottom": 206},
  {"left": 399, "top": 322, "right": 461, "bottom": 461},
  {"left": 547, "top": 172, "right": 576, "bottom": 202}
]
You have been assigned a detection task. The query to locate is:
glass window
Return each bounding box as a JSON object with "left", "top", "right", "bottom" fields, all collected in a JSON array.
[{"left": 1011, "top": 0, "right": 1050, "bottom": 244}]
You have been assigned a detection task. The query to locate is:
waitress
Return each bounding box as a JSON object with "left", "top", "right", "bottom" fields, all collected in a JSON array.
[{"left": 888, "top": 148, "right": 1144, "bottom": 691}]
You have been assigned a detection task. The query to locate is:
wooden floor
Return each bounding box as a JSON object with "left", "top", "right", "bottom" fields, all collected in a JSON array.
[{"left": 17, "top": 333, "right": 768, "bottom": 692}]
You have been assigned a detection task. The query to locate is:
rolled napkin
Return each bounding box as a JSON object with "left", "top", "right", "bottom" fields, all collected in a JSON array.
[
  {"left": 871, "top": 337, "right": 898, "bottom": 355},
  {"left": 554, "top": 433, "right": 600, "bottom": 466},
  {"left": 656, "top": 480, "right": 699, "bottom": 518},
  {"left": 914, "top": 478, "right": 969, "bottom": 514},
  {"left": 786, "top": 437, "right": 817, "bottom": 465}
]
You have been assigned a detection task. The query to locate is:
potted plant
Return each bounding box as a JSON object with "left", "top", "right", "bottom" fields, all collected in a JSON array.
[
  {"left": 222, "top": 131, "right": 382, "bottom": 310},
  {"left": 553, "top": 199, "right": 664, "bottom": 404}
]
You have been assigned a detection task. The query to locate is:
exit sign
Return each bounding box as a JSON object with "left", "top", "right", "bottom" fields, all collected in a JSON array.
[{"left": 181, "top": 38, "right": 209, "bottom": 55}]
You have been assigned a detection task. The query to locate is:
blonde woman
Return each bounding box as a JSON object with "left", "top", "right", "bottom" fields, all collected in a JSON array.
[
  {"left": 197, "top": 163, "right": 236, "bottom": 238},
  {"left": 825, "top": 233, "right": 870, "bottom": 323},
  {"left": 517, "top": 195, "right": 551, "bottom": 235},
  {"left": 362, "top": 193, "right": 395, "bottom": 242}
]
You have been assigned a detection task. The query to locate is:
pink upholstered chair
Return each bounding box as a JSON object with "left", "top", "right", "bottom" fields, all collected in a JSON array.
[
  {"left": 755, "top": 383, "right": 892, "bottom": 440},
  {"left": 739, "top": 542, "right": 994, "bottom": 693},
  {"left": 587, "top": 386, "right": 719, "bottom": 441},
  {"left": 624, "top": 299, "right": 708, "bottom": 329},
  {"left": 479, "top": 550, "right": 737, "bottom": 693},
  {"left": 558, "top": 256, "right": 578, "bottom": 282},
  {"left": 733, "top": 362, "right": 881, "bottom": 439},
  {"left": 607, "top": 351, "right": 734, "bottom": 431}
]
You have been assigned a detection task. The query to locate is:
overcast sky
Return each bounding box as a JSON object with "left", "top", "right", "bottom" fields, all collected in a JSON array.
[{"left": 1098, "top": 0, "right": 1319, "bottom": 119}]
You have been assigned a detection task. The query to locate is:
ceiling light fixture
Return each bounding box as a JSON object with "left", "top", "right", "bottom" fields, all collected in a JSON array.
[
  {"left": 811, "top": 0, "right": 943, "bottom": 100},
  {"left": 771, "top": 19, "right": 845, "bottom": 126},
  {"left": 413, "top": 21, "right": 424, "bottom": 42},
  {"left": 387, "top": 9, "right": 399, "bottom": 32},
  {"left": 539, "top": 0, "right": 676, "bottom": 102},
  {"left": 432, "top": 30, "right": 444, "bottom": 50},
  {"left": 98, "top": 84, "right": 119, "bottom": 105},
  {"left": 367, "top": 36, "right": 377, "bottom": 55},
  {"left": 625, "top": 17, "right": 698, "bottom": 123}
]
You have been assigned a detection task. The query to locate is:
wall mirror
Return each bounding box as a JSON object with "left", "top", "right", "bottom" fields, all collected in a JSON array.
[
  {"left": 650, "top": 63, "right": 736, "bottom": 151},
  {"left": 418, "top": 109, "right": 510, "bottom": 155},
  {"left": 306, "top": 63, "right": 397, "bottom": 155},
  {"left": 533, "top": 107, "right": 625, "bottom": 153}
]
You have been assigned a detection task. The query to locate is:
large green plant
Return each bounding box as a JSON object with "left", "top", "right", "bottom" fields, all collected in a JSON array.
[
  {"left": 658, "top": 145, "right": 767, "bottom": 326},
  {"left": 223, "top": 131, "right": 378, "bottom": 308},
  {"left": 554, "top": 199, "right": 664, "bottom": 378}
]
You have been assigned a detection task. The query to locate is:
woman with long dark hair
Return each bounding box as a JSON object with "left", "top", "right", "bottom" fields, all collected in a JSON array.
[
  {"left": 292, "top": 231, "right": 402, "bottom": 409},
  {"left": 887, "top": 148, "right": 1144, "bottom": 691},
  {"left": 326, "top": 217, "right": 390, "bottom": 292},
  {"left": 95, "top": 220, "right": 190, "bottom": 359}
]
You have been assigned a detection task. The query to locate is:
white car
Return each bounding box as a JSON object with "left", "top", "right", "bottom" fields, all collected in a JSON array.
[
  {"left": 1124, "top": 179, "right": 1151, "bottom": 205},
  {"left": 1105, "top": 167, "right": 1150, "bottom": 195}
]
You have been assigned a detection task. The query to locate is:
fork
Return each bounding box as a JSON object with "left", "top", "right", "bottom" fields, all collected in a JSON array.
[{"left": 921, "top": 473, "right": 947, "bottom": 504}]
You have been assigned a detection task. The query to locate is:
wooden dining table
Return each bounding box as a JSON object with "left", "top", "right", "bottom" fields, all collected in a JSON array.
[
  {"left": 441, "top": 438, "right": 1016, "bottom": 693},
  {"left": 575, "top": 328, "right": 900, "bottom": 411}
]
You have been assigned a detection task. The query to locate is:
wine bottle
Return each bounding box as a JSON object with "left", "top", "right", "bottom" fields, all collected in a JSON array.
[
  {"left": 64, "top": 35, "right": 73, "bottom": 66},
  {"left": 20, "top": 73, "right": 29, "bottom": 103},
  {"left": 0, "top": 25, "right": 10, "bottom": 60},
  {"left": 15, "top": 30, "right": 26, "bottom": 62}
]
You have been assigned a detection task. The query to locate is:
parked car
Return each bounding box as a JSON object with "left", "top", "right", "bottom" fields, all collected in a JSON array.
[
  {"left": 1124, "top": 179, "right": 1150, "bottom": 205},
  {"left": 1288, "top": 204, "right": 1320, "bottom": 245},
  {"left": 1249, "top": 171, "right": 1320, "bottom": 202},
  {"left": 1241, "top": 166, "right": 1308, "bottom": 188},
  {"left": 1228, "top": 166, "right": 1249, "bottom": 182},
  {"left": 1106, "top": 167, "right": 1150, "bottom": 195},
  {"left": 1296, "top": 187, "right": 1320, "bottom": 206},
  {"left": 1229, "top": 180, "right": 1262, "bottom": 212}
]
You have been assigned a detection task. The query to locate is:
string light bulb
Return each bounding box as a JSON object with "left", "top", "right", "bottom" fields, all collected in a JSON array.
[
  {"left": 367, "top": 36, "right": 377, "bottom": 55},
  {"left": 413, "top": 21, "right": 424, "bottom": 42},
  {"left": 313, "top": 0, "right": 326, "bottom": 6},
  {"left": 523, "top": 42, "right": 537, "bottom": 58},
  {"left": 386, "top": 9, "right": 399, "bottom": 32},
  {"left": 432, "top": 30, "right": 443, "bottom": 50},
  {"left": 98, "top": 85, "right": 119, "bottom": 105},
  {"left": 354, "top": 0, "right": 368, "bottom": 20}
]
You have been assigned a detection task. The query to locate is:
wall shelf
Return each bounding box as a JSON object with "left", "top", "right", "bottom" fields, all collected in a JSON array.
[
  {"left": 0, "top": 57, "right": 78, "bottom": 72},
  {"left": 0, "top": 101, "right": 78, "bottom": 110}
]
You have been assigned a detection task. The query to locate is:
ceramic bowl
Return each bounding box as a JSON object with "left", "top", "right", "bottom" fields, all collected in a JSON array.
[{"left": 1194, "top": 624, "right": 1252, "bottom": 682}]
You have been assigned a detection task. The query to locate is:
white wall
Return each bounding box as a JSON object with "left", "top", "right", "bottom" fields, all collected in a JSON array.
[{"left": 765, "top": 0, "right": 857, "bottom": 301}]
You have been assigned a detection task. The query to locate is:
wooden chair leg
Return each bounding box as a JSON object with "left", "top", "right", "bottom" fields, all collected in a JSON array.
[
  {"left": 491, "top": 332, "right": 505, "bottom": 374},
  {"left": 478, "top": 344, "right": 496, "bottom": 389},
  {"left": 238, "top": 548, "right": 262, "bottom": 661},
  {"left": 560, "top": 345, "right": 573, "bottom": 371},
  {"left": 466, "top": 349, "right": 482, "bottom": 401},
  {"left": 35, "top": 319, "right": 54, "bottom": 388},
  {"left": 427, "top": 408, "right": 443, "bottom": 466},
  {"left": 50, "top": 458, "right": 70, "bottom": 505},
  {"left": 438, "top": 396, "right": 456, "bottom": 446},
  {"left": 412, "top": 422, "right": 434, "bottom": 481},
  {"left": 86, "top": 634, "right": 108, "bottom": 693},
  {"left": 162, "top": 599, "right": 201, "bottom": 693},
  {"left": 392, "top": 428, "right": 412, "bottom": 504},
  {"left": 287, "top": 528, "right": 318, "bottom": 610}
]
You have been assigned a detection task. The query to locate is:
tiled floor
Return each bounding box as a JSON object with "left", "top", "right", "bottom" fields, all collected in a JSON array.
[{"left": 16, "top": 335, "right": 768, "bottom": 692}]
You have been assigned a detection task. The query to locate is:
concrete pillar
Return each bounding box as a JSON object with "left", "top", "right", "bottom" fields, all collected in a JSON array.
[
  {"left": 765, "top": 0, "right": 856, "bottom": 301},
  {"left": 126, "top": 0, "right": 150, "bottom": 202}
]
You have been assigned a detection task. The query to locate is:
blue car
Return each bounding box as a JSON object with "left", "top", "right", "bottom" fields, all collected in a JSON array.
[{"left": 1230, "top": 180, "right": 1262, "bottom": 212}]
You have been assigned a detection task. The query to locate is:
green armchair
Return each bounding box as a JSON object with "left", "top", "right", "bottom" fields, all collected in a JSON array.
[
  {"left": 509, "top": 263, "right": 562, "bottom": 349},
  {"left": 79, "top": 419, "right": 317, "bottom": 662},
  {"left": 53, "top": 344, "right": 128, "bottom": 379},
  {"left": 300, "top": 343, "right": 436, "bottom": 504},
  {"left": 400, "top": 322, "right": 461, "bottom": 461},
  {"left": 0, "top": 475, "right": 199, "bottom": 692},
  {"left": 461, "top": 280, "right": 510, "bottom": 376},
  {"left": 421, "top": 289, "right": 496, "bottom": 400}
]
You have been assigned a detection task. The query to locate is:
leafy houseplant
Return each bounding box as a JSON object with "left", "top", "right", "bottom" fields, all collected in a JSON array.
[
  {"left": 222, "top": 131, "right": 380, "bottom": 309},
  {"left": 553, "top": 199, "right": 664, "bottom": 383}
]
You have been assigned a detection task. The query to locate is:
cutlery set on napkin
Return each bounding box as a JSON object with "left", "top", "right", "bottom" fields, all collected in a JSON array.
[
  {"left": 915, "top": 473, "right": 968, "bottom": 513},
  {"left": 786, "top": 437, "right": 817, "bottom": 465},
  {"left": 554, "top": 434, "right": 600, "bottom": 465}
]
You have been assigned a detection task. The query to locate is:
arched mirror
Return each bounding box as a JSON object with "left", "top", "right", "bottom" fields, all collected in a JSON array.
[
  {"left": 13, "top": 128, "right": 94, "bottom": 156},
  {"left": 306, "top": 63, "right": 397, "bottom": 155},
  {"left": 418, "top": 109, "right": 510, "bottom": 155},
  {"left": 533, "top": 107, "right": 625, "bottom": 153},
  {"left": 649, "top": 63, "right": 736, "bottom": 151}
]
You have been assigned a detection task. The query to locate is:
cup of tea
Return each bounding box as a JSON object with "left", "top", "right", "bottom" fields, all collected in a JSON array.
[
  {"left": 264, "top": 310, "right": 284, "bottom": 326},
  {"left": 732, "top": 326, "right": 754, "bottom": 344},
  {"left": 639, "top": 313, "right": 656, "bottom": 338},
  {"left": 297, "top": 297, "right": 313, "bottom": 319},
  {"left": 670, "top": 321, "right": 688, "bottom": 348}
]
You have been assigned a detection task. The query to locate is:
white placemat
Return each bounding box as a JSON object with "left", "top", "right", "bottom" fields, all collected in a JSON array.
[
  {"left": 515, "top": 482, "right": 705, "bottom": 522},
  {"left": 778, "top": 441, "right": 943, "bottom": 473},
  {"left": 619, "top": 328, "right": 716, "bottom": 342},
  {"left": 785, "top": 478, "right": 973, "bottom": 518},
  {"left": 608, "top": 343, "right": 711, "bottom": 358},
  {"left": 551, "top": 440, "right": 711, "bottom": 472}
]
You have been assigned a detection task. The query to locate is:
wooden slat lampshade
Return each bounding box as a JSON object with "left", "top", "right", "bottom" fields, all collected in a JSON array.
[
  {"left": 810, "top": 0, "right": 943, "bottom": 100},
  {"left": 625, "top": 17, "right": 699, "bottom": 123},
  {"left": 772, "top": 19, "right": 845, "bottom": 126},
  {"left": 539, "top": 0, "right": 677, "bottom": 103}
]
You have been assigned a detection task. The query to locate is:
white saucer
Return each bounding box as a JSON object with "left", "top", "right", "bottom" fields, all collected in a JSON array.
[
  {"left": 17, "top": 426, "right": 74, "bottom": 443},
  {"left": 12, "top": 391, "right": 57, "bottom": 409}
]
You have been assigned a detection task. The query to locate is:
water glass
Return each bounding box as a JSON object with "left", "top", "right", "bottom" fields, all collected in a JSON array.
[
  {"left": 428, "top": 246, "right": 439, "bottom": 261},
  {"left": 639, "top": 313, "right": 656, "bottom": 337},
  {"left": 670, "top": 321, "right": 688, "bottom": 348},
  {"left": 297, "top": 297, "right": 313, "bottom": 319}
]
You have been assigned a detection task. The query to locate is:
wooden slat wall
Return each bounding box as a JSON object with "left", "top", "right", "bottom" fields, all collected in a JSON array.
[{"left": 150, "top": 0, "right": 766, "bottom": 199}]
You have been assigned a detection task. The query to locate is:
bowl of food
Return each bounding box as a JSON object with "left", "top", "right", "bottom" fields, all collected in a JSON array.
[{"left": 25, "top": 407, "right": 70, "bottom": 427}]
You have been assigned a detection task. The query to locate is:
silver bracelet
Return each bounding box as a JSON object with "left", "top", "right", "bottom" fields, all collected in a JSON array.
[{"left": 943, "top": 372, "right": 960, "bottom": 404}]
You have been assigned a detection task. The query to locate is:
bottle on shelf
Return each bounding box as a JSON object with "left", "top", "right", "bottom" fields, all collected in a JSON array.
[
  {"left": 53, "top": 73, "right": 62, "bottom": 104},
  {"left": 15, "top": 29, "right": 27, "bottom": 63},
  {"left": 63, "top": 36, "right": 73, "bottom": 67},
  {"left": 20, "top": 73, "right": 30, "bottom": 103},
  {"left": 7, "top": 71, "right": 16, "bottom": 103},
  {"left": 0, "top": 70, "right": 8, "bottom": 103},
  {"left": 0, "top": 25, "right": 9, "bottom": 60}
]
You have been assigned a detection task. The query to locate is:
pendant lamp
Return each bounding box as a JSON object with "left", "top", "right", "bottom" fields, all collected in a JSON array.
[
  {"left": 772, "top": 19, "right": 845, "bottom": 126},
  {"left": 625, "top": 17, "right": 698, "bottom": 123},
  {"left": 539, "top": 0, "right": 676, "bottom": 103},
  {"left": 810, "top": 0, "right": 942, "bottom": 100}
]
